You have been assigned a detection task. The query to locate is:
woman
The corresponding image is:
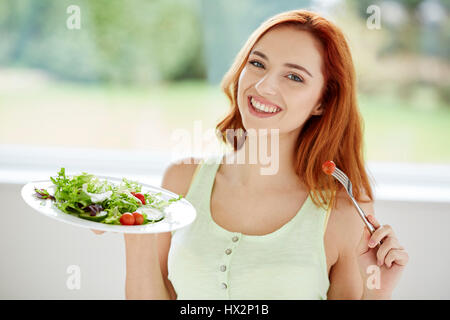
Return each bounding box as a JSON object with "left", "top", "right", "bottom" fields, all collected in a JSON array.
[{"left": 96, "top": 9, "right": 409, "bottom": 300}]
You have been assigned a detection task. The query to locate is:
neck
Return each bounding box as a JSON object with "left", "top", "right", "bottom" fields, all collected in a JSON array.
[{"left": 221, "top": 128, "right": 304, "bottom": 191}]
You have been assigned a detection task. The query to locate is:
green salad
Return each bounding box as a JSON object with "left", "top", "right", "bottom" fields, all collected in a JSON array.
[{"left": 34, "top": 168, "right": 182, "bottom": 225}]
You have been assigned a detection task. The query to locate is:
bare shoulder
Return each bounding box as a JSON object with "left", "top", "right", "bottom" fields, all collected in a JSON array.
[
  {"left": 161, "top": 157, "right": 202, "bottom": 197},
  {"left": 158, "top": 157, "right": 201, "bottom": 300},
  {"left": 329, "top": 189, "right": 375, "bottom": 252}
]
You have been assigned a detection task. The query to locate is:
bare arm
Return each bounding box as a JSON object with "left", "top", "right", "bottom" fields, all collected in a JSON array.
[
  {"left": 124, "top": 157, "right": 199, "bottom": 300},
  {"left": 326, "top": 193, "right": 374, "bottom": 300},
  {"left": 124, "top": 233, "right": 169, "bottom": 299}
]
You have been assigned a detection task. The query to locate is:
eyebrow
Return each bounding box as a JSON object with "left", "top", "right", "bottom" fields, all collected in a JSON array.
[{"left": 250, "top": 50, "right": 313, "bottom": 78}]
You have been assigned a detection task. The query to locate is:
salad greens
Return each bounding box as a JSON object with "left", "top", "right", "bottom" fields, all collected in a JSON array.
[{"left": 34, "top": 168, "right": 182, "bottom": 225}]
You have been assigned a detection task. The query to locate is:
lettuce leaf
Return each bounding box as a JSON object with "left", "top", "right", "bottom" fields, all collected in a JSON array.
[{"left": 41, "top": 168, "right": 183, "bottom": 225}]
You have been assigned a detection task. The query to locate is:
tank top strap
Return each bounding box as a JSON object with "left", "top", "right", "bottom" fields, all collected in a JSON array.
[
  {"left": 184, "top": 154, "right": 222, "bottom": 215},
  {"left": 322, "top": 189, "right": 336, "bottom": 234},
  {"left": 304, "top": 189, "right": 336, "bottom": 237}
]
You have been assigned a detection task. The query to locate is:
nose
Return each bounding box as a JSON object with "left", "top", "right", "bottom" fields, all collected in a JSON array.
[{"left": 254, "top": 72, "right": 278, "bottom": 96}]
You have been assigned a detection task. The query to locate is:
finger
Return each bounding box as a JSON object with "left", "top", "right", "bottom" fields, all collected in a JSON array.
[
  {"left": 375, "top": 237, "right": 404, "bottom": 266},
  {"left": 385, "top": 249, "right": 409, "bottom": 268},
  {"left": 366, "top": 214, "right": 381, "bottom": 229},
  {"left": 368, "top": 224, "right": 395, "bottom": 248},
  {"left": 91, "top": 229, "right": 105, "bottom": 235},
  {"left": 357, "top": 226, "right": 372, "bottom": 255}
]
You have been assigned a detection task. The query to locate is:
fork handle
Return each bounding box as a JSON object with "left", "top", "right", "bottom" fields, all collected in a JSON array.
[
  {"left": 348, "top": 195, "right": 384, "bottom": 247},
  {"left": 348, "top": 194, "right": 377, "bottom": 234}
]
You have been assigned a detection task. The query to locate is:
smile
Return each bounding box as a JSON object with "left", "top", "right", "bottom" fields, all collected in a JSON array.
[{"left": 247, "top": 96, "right": 282, "bottom": 118}]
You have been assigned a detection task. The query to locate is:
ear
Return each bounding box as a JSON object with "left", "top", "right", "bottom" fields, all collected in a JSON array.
[{"left": 311, "top": 103, "right": 324, "bottom": 116}]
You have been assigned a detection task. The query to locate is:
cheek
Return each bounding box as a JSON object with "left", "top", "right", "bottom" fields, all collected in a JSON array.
[
  {"left": 281, "top": 89, "right": 321, "bottom": 127},
  {"left": 237, "top": 68, "right": 253, "bottom": 106},
  {"left": 238, "top": 68, "right": 254, "bottom": 89},
  {"left": 287, "top": 80, "right": 322, "bottom": 111},
  {"left": 289, "top": 91, "right": 316, "bottom": 112}
]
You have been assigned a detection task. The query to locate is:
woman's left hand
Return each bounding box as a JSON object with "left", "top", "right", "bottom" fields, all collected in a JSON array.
[{"left": 356, "top": 214, "right": 409, "bottom": 299}]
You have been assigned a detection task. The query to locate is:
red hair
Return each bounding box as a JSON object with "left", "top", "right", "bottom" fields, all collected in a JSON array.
[{"left": 216, "top": 9, "right": 374, "bottom": 210}]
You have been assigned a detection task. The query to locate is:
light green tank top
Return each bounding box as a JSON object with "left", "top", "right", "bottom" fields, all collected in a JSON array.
[{"left": 168, "top": 155, "right": 331, "bottom": 299}]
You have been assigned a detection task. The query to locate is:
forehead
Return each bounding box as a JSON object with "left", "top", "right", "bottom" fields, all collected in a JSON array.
[{"left": 251, "top": 26, "right": 324, "bottom": 73}]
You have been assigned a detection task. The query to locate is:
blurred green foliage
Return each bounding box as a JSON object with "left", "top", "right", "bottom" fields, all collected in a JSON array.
[
  {"left": 351, "top": 0, "right": 449, "bottom": 57},
  {"left": 0, "top": 0, "right": 448, "bottom": 109},
  {"left": 342, "top": 0, "right": 449, "bottom": 108},
  {"left": 0, "top": 0, "right": 206, "bottom": 84}
]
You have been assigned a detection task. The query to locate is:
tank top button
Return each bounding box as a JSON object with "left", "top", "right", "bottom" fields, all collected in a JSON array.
[
  {"left": 225, "top": 249, "right": 232, "bottom": 255},
  {"left": 221, "top": 282, "right": 228, "bottom": 289},
  {"left": 232, "top": 236, "right": 239, "bottom": 242},
  {"left": 220, "top": 265, "right": 227, "bottom": 272}
]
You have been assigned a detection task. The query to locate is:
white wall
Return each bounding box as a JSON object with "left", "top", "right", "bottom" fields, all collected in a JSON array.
[
  {"left": 372, "top": 199, "right": 450, "bottom": 299},
  {"left": 0, "top": 182, "right": 125, "bottom": 299}
]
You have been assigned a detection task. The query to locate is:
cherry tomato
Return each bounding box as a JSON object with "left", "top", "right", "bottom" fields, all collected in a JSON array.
[
  {"left": 322, "top": 160, "right": 336, "bottom": 175},
  {"left": 120, "top": 212, "right": 135, "bottom": 225},
  {"left": 132, "top": 212, "right": 144, "bottom": 225},
  {"left": 131, "top": 192, "right": 146, "bottom": 205}
]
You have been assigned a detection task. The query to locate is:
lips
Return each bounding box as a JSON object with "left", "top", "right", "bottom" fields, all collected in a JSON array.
[
  {"left": 251, "top": 95, "right": 282, "bottom": 111},
  {"left": 247, "top": 95, "right": 283, "bottom": 118}
]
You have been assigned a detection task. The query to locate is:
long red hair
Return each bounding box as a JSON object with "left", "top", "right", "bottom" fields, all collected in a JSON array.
[{"left": 216, "top": 9, "right": 374, "bottom": 210}]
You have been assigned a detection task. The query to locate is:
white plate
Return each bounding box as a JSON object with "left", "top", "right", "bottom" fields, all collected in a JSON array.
[{"left": 21, "top": 175, "right": 196, "bottom": 234}]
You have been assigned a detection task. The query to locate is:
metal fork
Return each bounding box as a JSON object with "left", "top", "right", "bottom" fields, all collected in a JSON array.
[{"left": 331, "top": 166, "right": 377, "bottom": 235}]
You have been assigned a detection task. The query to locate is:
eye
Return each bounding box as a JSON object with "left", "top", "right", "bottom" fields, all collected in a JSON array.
[
  {"left": 248, "top": 60, "right": 264, "bottom": 69},
  {"left": 287, "top": 74, "right": 304, "bottom": 83}
]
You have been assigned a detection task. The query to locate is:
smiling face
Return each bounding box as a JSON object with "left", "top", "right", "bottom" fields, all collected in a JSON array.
[{"left": 237, "top": 25, "right": 326, "bottom": 135}]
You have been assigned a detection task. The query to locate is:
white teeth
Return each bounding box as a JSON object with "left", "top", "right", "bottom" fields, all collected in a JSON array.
[{"left": 251, "top": 97, "right": 280, "bottom": 113}]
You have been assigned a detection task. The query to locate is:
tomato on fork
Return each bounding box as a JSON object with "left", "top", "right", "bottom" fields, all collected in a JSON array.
[{"left": 322, "top": 160, "right": 336, "bottom": 175}]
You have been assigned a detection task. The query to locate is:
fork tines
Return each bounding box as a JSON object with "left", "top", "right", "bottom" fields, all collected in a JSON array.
[{"left": 331, "top": 167, "right": 353, "bottom": 196}]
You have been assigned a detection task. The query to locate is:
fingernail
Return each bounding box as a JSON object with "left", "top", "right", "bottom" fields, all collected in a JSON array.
[
  {"left": 368, "top": 240, "right": 375, "bottom": 247},
  {"left": 377, "top": 260, "right": 382, "bottom": 266}
]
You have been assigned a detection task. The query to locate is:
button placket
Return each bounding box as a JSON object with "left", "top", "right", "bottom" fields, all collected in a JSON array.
[{"left": 218, "top": 233, "right": 241, "bottom": 297}]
